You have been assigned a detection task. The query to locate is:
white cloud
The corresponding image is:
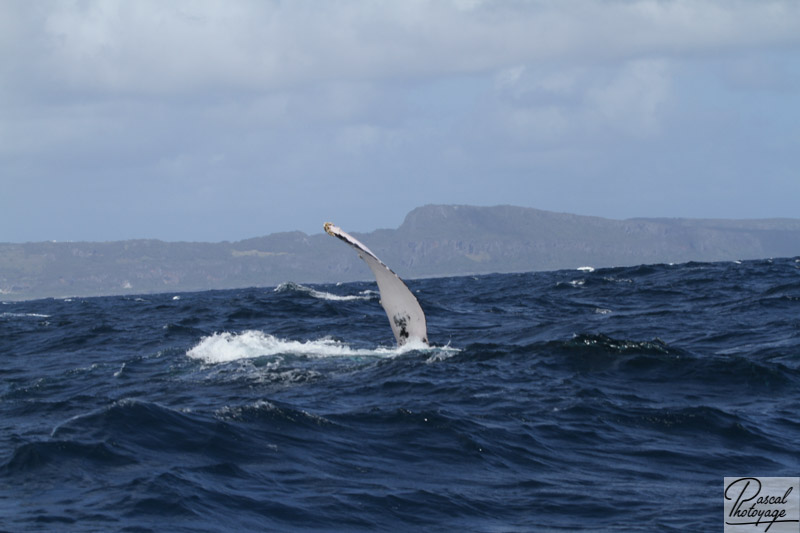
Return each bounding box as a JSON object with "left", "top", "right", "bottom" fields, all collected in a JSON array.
[
  {"left": 2, "top": 0, "right": 799, "bottom": 240},
  {"left": 5, "top": 0, "right": 799, "bottom": 96},
  {"left": 586, "top": 59, "right": 672, "bottom": 136},
  {"left": 335, "top": 124, "right": 400, "bottom": 155},
  {"left": 487, "top": 58, "right": 672, "bottom": 144}
]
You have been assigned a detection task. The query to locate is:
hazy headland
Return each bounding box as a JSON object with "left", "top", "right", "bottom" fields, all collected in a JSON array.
[{"left": 2, "top": 204, "right": 799, "bottom": 301}]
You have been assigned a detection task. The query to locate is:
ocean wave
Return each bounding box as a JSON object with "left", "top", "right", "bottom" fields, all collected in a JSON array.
[
  {"left": 274, "top": 281, "right": 377, "bottom": 302},
  {"left": 0, "top": 440, "right": 135, "bottom": 475},
  {"left": 4, "top": 259, "right": 800, "bottom": 532},
  {"left": 564, "top": 333, "right": 675, "bottom": 355},
  {"left": 215, "top": 399, "right": 335, "bottom": 428},
  {"left": 545, "top": 333, "right": 799, "bottom": 390},
  {"left": 48, "top": 399, "right": 248, "bottom": 460}
]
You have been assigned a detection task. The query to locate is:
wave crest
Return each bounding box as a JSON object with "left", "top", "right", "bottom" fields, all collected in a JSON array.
[{"left": 274, "top": 281, "right": 376, "bottom": 301}]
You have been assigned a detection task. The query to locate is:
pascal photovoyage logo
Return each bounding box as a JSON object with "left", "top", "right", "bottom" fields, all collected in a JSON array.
[{"left": 724, "top": 477, "right": 800, "bottom": 533}]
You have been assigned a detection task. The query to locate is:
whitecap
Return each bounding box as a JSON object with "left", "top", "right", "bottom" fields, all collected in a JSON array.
[
  {"left": 274, "top": 281, "right": 376, "bottom": 302},
  {"left": 1, "top": 312, "right": 51, "bottom": 319},
  {"left": 577, "top": 266, "right": 595, "bottom": 272}
]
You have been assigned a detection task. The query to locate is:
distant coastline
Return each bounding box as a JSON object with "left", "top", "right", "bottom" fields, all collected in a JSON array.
[{"left": 2, "top": 204, "right": 799, "bottom": 301}]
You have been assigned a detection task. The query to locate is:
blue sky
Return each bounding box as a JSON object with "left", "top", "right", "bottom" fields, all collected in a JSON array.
[{"left": 2, "top": 0, "right": 799, "bottom": 242}]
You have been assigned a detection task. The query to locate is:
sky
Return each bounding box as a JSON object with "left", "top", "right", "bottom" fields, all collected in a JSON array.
[{"left": 2, "top": 0, "right": 799, "bottom": 243}]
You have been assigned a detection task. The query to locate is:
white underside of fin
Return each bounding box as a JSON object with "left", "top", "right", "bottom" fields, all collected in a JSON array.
[{"left": 324, "top": 222, "right": 428, "bottom": 346}]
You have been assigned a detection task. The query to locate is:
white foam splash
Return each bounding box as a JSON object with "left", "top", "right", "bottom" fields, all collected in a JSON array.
[
  {"left": 274, "top": 282, "right": 376, "bottom": 302},
  {"left": 0, "top": 312, "right": 51, "bottom": 319},
  {"left": 185, "top": 330, "right": 446, "bottom": 364},
  {"left": 186, "top": 331, "right": 457, "bottom": 364},
  {"left": 577, "top": 266, "right": 595, "bottom": 272},
  {"left": 424, "top": 342, "right": 460, "bottom": 363}
]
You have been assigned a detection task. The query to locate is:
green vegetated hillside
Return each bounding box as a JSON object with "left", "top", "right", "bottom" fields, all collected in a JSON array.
[{"left": 2, "top": 205, "right": 799, "bottom": 301}]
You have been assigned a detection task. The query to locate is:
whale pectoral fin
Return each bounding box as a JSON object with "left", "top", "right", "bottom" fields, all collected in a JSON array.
[{"left": 324, "top": 222, "right": 429, "bottom": 346}]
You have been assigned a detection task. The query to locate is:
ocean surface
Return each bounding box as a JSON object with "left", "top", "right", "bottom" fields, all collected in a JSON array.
[{"left": 2, "top": 257, "right": 799, "bottom": 532}]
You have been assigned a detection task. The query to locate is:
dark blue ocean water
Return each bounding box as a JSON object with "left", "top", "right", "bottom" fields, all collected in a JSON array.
[{"left": 2, "top": 258, "right": 799, "bottom": 532}]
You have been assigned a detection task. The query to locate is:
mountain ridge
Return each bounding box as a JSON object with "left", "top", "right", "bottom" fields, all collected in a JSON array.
[{"left": 2, "top": 204, "right": 799, "bottom": 301}]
